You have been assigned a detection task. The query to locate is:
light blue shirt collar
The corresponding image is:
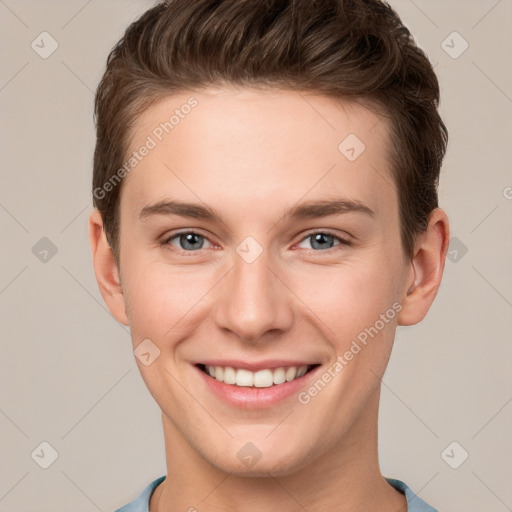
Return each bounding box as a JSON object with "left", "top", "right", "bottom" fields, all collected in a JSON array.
[{"left": 115, "top": 475, "right": 438, "bottom": 512}]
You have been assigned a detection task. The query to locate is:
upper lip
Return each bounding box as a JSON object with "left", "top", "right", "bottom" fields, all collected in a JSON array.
[{"left": 197, "top": 360, "right": 319, "bottom": 371}]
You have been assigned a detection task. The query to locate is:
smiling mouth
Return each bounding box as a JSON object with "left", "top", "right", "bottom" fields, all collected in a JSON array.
[{"left": 197, "top": 364, "right": 320, "bottom": 388}]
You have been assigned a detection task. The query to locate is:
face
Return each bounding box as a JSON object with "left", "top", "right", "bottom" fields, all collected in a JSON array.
[{"left": 110, "top": 87, "right": 414, "bottom": 476}]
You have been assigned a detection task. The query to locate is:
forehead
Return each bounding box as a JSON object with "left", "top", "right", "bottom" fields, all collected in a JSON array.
[{"left": 122, "top": 86, "right": 395, "bottom": 220}]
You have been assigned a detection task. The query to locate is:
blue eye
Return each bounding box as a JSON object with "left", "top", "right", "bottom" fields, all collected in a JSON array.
[
  {"left": 163, "top": 230, "right": 349, "bottom": 255},
  {"left": 298, "top": 232, "right": 348, "bottom": 251},
  {"left": 166, "top": 232, "right": 212, "bottom": 251}
]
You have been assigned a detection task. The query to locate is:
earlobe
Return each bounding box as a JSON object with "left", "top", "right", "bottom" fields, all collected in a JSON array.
[
  {"left": 89, "top": 209, "right": 129, "bottom": 326},
  {"left": 397, "top": 208, "right": 450, "bottom": 326}
]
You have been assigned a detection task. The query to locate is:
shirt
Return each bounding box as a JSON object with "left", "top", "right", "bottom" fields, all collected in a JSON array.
[{"left": 114, "top": 475, "right": 438, "bottom": 511}]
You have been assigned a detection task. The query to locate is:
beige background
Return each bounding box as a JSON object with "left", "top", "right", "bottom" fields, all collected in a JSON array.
[{"left": 1, "top": 0, "right": 511, "bottom": 510}]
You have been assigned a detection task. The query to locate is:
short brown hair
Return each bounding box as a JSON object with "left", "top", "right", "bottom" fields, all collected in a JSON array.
[{"left": 93, "top": 0, "right": 448, "bottom": 261}]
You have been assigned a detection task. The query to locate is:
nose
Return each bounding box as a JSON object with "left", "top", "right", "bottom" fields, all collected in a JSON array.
[{"left": 212, "top": 247, "right": 294, "bottom": 344}]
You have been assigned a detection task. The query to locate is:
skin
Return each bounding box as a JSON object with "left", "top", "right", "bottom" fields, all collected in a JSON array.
[{"left": 90, "top": 86, "right": 449, "bottom": 512}]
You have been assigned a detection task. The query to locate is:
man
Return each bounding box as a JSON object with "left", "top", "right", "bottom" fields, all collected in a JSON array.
[{"left": 90, "top": 1, "right": 449, "bottom": 510}]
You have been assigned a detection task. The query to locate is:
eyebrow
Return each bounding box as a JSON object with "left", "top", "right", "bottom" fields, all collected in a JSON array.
[{"left": 139, "top": 198, "right": 375, "bottom": 223}]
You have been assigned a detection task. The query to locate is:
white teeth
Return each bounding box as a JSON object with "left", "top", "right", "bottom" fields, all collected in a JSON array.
[
  {"left": 204, "top": 364, "right": 311, "bottom": 387},
  {"left": 223, "top": 366, "right": 236, "bottom": 385},
  {"left": 253, "top": 369, "right": 274, "bottom": 388},
  {"left": 272, "top": 367, "right": 286, "bottom": 385},
  {"left": 296, "top": 365, "right": 308, "bottom": 378},
  {"left": 236, "top": 369, "right": 253, "bottom": 387},
  {"left": 285, "top": 366, "right": 297, "bottom": 381}
]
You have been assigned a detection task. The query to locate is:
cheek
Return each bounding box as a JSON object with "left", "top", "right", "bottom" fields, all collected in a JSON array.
[
  {"left": 294, "top": 260, "right": 400, "bottom": 338},
  {"left": 121, "top": 259, "right": 213, "bottom": 341}
]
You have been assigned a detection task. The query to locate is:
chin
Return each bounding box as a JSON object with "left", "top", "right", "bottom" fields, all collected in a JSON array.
[{"left": 207, "top": 444, "right": 312, "bottom": 478}]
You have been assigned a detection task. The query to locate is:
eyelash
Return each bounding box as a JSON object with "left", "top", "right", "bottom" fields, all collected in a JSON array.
[{"left": 162, "top": 230, "right": 351, "bottom": 256}]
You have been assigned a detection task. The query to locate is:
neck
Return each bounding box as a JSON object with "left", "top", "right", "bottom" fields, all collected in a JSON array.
[{"left": 151, "top": 388, "right": 406, "bottom": 512}]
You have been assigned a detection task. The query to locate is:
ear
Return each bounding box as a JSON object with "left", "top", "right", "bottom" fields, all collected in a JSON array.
[
  {"left": 397, "top": 208, "right": 450, "bottom": 326},
  {"left": 89, "top": 209, "right": 129, "bottom": 326}
]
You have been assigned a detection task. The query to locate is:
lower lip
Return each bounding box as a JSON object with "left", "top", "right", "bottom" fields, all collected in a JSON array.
[{"left": 195, "top": 365, "right": 320, "bottom": 409}]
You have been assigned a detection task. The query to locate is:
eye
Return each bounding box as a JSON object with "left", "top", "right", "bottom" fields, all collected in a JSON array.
[
  {"left": 162, "top": 230, "right": 349, "bottom": 254},
  {"left": 164, "top": 231, "right": 213, "bottom": 252},
  {"left": 297, "top": 231, "right": 349, "bottom": 251}
]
